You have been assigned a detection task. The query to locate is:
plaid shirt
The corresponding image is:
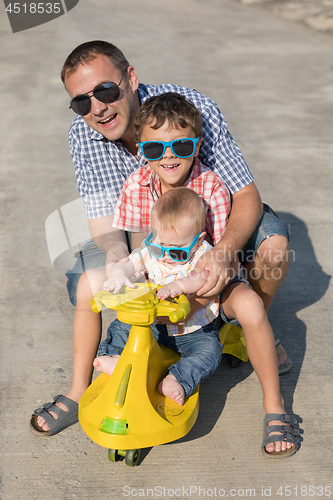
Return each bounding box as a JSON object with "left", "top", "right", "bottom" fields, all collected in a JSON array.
[
  {"left": 129, "top": 240, "right": 219, "bottom": 336},
  {"left": 112, "top": 157, "right": 231, "bottom": 246},
  {"left": 69, "top": 83, "right": 253, "bottom": 219}
]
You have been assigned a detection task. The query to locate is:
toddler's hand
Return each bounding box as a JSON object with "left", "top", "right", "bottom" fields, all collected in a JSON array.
[
  {"left": 157, "top": 282, "right": 183, "bottom": 300},
  {"left": 103, "top": 273, "right": 135, "bottom": 294}
]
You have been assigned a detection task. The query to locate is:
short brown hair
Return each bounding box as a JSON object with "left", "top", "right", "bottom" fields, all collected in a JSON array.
[
  {"left": 134, "top": 92, "right": 203, "bottom": 143},
  {"left": 151, "top": 187, "right": 206, "bottom": 234},
  {"left": 60, "top": 40, "right": 129, "bottom": 84}
]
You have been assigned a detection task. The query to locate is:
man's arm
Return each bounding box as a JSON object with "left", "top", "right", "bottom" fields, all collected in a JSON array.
[
  {"left": 196, "top": 182, "right": 263, "bottom": 296},
  {"left": 88, "top": 215, "right": 130, "bottom": 278}
]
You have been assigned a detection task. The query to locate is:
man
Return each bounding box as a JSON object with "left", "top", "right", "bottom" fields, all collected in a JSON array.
[{"left": 30, "top": 40, "right": 291, "bottom": 436}]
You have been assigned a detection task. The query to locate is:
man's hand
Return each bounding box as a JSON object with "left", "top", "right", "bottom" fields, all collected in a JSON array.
[
  {"left": 193, "top": 182, "right": 262, "bottom": 297},
  {"left": 193, "top": 247, "right": 240, "bottom": 297}
]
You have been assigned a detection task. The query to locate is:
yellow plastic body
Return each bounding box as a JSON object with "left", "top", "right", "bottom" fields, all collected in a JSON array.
[
  {"left": 79, "top": 284, "right": 199, "bottom": 450},
  {"left": 219, "top": 324, "right": 248, "bottom": 362}
]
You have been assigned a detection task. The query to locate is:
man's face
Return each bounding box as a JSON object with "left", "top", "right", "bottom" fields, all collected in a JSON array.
[{"left": 65, "top": 54, "right": 139, "bottom": 142}]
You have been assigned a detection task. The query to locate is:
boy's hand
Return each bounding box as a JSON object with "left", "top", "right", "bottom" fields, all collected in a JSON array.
[{"left": 103, "top": 273, "right": 135, "bottom": 294}]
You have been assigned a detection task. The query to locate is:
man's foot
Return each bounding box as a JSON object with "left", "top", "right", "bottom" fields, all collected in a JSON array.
[
  {"left": 265, "top": 417, "right": 294, "bottom": 453},
  {"left": 263, "top": 400, "right": 298, "bottom": 455},
  {"left": 36, "top": 389, "right": 82, "bottom": 433},
  {"left": 35, "top": 355, "right": 120, "bottom": 433},
  {"left": 262, "top": 412, "right": 300, "bottom": 458},
  {"left": 30, "top": 393, "right": 79, "bottom": 435},
  {"left": 93, "top": 355, "right": 120, "bottom": 376},
  {"left": 158, "top": 374, "right": 185, "bottom": 406},
  {"left": 276, "top": 339, "right": 292, "bottom": 375},
  {"left": 276, "top": 343, "right": 287, "bottom": 366}
]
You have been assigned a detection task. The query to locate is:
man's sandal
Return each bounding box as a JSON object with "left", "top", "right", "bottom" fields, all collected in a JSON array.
[
  {"left": 275, "top": 338, "right": 293, "bottom": 375},
  {"left": 29, "top": 394, "right": 79, "bottom": 436},
  {"left": 262, "top": 413, "right": 300, "bottom": 458}
]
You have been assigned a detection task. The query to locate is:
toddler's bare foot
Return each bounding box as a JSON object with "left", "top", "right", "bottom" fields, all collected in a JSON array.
[
  {"left": 158, "top": 373, "right": 185, "bottom": 406},
  {"left": 93, "top": 355, "right": 120, "bottom": 376}
]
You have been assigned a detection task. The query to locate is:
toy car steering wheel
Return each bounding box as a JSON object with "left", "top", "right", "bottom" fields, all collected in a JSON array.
[{"left": 90, "top": 282, "right": 191, "bottom": 325}]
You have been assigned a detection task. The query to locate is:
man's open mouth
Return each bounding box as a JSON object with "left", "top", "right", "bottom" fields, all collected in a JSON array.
[{"left": 99, "top": 114, "right": 117, "bottom": 125}]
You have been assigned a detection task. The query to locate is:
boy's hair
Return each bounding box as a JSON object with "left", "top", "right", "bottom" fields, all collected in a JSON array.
[
  {"left": 134, "top": 92, "right": 203, "bottom": 142},
  {"left": 151, "top": 187, "right": 206, "bottom": 234},
  {"left": 61, "top": 40, "right": 129, "bottom": 83}
]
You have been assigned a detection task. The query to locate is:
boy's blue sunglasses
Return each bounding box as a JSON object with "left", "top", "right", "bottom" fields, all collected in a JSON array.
[
  {"left": 144, "top": 231, "right": 201, "bottom": 262},
  {"left": 138, "top": 137, "right": 200, "bottom": 161}
]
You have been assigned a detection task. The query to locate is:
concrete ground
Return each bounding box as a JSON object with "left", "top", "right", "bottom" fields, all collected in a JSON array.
[
  {"left": 0, "top": 0, "right": 332, "bottom": 498},
  {"left": 231, "top": 0, "right": 333, "bottom": 36}
]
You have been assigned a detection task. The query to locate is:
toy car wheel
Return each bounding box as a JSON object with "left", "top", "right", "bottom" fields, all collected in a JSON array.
[
  {"left": 225, "top": 353, "right": 242, "bottom": 369},
  {"left": 125, "top": 449, "right": 141, "bottom": 467},
  {"left": 108, "top": 449, "right": 121, "bottom": 462}
]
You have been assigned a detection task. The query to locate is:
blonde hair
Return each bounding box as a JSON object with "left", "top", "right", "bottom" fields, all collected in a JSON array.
[{"left": 151, "top": 187, "right": 206, "bottom": 234}]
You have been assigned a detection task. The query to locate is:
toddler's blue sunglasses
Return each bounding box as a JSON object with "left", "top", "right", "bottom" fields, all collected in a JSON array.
[
  {"left": 144, "top": 231, "right": 201, "bottom": 262},
  {"left": 138, "top": 137, "right": 200, "bottom": 161}
]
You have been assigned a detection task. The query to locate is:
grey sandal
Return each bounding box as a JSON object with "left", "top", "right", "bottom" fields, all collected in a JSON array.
[
  {"left": 29, "top": 394, "right": 79, "bottom": 436},
  {"left": 262, "top": 413, "right": 300, "bottom": 458},
  {"left": 275, "top": 338, "right": 292, "bottom": 375}
]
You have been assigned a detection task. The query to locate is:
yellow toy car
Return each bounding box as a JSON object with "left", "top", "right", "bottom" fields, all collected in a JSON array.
[{"left": 79, "top": 283, "right": 247, "bottom": 467}]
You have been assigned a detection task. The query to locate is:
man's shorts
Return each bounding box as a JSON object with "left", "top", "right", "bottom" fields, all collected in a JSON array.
[
  {"left": 219, "top": 203, "right": 290, "bottom": 326},
  {"left": 65, "top": 203, "right": 290, "bottom": 306},
  {"left": 239, "top": 203, "right": 290, "bottom": 264}
]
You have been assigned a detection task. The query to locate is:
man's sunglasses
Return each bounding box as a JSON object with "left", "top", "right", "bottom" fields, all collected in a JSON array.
[
  {"left": 69, "top": 69, "right": 128, "bottom": 116},
  {"left": 144, "top": 231, "right": 201, "bottom": 262},
  {"left": 138, "top": 137, "right": 200, "bottom": 161}
]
